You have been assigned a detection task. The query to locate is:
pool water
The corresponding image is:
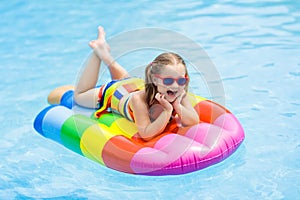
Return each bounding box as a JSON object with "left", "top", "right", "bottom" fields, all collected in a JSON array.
[{"left": 1, "top": 0, "right": 299, "bottom": 199}]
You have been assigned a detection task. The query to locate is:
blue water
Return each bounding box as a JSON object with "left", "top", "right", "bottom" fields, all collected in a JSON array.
[{"left": 1, "top": 0, "right": 299, "bottom": 199}]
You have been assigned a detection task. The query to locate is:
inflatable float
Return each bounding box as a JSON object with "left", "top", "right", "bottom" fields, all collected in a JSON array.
[{"left": 34, "top": 84, "right": 244, "bottom": 176}]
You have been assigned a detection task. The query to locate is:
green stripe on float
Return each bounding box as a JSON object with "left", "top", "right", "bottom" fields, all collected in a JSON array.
[
  {"left": 61, "top": 114, "right": 97, "bottom": 155},
  {"left": 96, "top": 112, "right": 122, "bottom": 127}
]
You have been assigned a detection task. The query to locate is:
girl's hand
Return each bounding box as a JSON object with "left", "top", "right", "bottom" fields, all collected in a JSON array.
[
  {"left": 155, "top": 93, "right": 173, "bottom": 113},
  {"left": 172, "top": 91, "right": 186, "bottom": 109}
]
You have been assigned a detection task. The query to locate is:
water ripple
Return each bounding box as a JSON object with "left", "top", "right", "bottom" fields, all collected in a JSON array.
[
  {"left": 252, "top": 87, "right": 271, "bottom": 94},
  {"left": 291, "top": 102, "right": 300, "bottom": 107},
  {"left": 262, "top": 63, "right": 275, "bottom": 68},
  {"left": 222, "top": 75, "right": 248, "bottom": 81},
  {"left": 289, "top": 71, "right": 300, "bottom": 77},
  {"left": 279, "top": 112, "right": 297, "bottom": 118}
]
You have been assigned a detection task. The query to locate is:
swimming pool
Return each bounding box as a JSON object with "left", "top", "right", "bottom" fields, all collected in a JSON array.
[{"left": 0, "top": 0, "right": 299, "bottom": 199}]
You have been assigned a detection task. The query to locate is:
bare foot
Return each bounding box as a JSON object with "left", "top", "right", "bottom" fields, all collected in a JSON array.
[{"left": 89, "top": 26, "right": 113, "bottom": 65}]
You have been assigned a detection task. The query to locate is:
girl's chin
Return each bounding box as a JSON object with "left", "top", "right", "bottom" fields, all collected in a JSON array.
[{"left": 165, "top": 94, "right": 177, "bottom": 102}]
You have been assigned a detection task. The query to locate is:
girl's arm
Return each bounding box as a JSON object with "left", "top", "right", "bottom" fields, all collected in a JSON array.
[
  {"left": 172, "top": 92, "right": 199, "bottom": 126},
  {"left": 130, "top": 93, "right": 173, "bottom": 141}
]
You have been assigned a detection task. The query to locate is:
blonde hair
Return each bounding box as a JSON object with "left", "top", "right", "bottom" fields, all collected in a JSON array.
[{"left": 145, "top": 52, "right": 189, "bottom": 106}]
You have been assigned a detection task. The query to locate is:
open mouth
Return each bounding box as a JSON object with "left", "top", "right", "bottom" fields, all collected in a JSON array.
[{"left": 166, "top": 90, "right": 177, "bottom": 96}]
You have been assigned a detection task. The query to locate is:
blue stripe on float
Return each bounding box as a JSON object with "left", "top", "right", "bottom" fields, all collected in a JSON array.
[
  {"left": 60, "top": 90, "right": 74, "bottom": 108},
  {"left": 33, "top": 105, "right": 57, "bottom": 135},
  {"left": 41, "top": 106, "right": 73, "bottom": 144}
]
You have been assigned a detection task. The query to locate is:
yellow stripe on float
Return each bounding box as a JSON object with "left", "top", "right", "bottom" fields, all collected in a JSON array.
[
  {"left": 110, "top": 118, "right": 138, "bottom": 138},
  {"left": 188, "top": 93, "right": 206, "bottom": 107},
  {"left": 80, "top": 123, "right": 115, "bottom": 165}
]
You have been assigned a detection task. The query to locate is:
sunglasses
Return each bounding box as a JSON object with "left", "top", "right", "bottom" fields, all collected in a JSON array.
[{"left": 154, "top": 74, "right": 188, "bottom": 86}]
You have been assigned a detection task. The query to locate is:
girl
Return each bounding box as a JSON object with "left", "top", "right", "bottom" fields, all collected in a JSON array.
[{"left": 74, "top": 26, "right": 199, "bottom": 141}]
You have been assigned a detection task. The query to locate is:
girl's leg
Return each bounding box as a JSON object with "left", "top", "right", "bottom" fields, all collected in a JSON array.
[
  {"left": 74, "top": 26, "right": 129, "bottom": 108},
  {"left": 106, "top": 60, "right": 130, "bottom": 80},
  {"left": 74, "top": 52, "right": 101, "bottom": 108},
  {"left": 91, "top": 27, "right": 129, "bottom": 80}
]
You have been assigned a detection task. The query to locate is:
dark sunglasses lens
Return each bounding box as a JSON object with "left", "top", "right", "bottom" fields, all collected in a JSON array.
[
  {"left": 177, "top": 78, "right": 187, "bottom": 85},
  {"left": 163, "top": 78, "right": 174, "bottom": 85}
]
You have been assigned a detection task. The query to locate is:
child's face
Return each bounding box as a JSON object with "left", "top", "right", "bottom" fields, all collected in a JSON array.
[{"left": 153, "top": 64, "right": 187, "bottom": 102}]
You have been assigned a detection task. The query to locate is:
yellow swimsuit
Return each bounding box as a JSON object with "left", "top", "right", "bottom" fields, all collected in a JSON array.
[{"left": 94, "top": 77, "right": 145, "bottom": 121}]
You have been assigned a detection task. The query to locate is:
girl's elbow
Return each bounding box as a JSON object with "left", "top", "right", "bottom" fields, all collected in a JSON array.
[
  {"left": 138, "top": 127, "right": 158, "bottom": 142},
  {"left": 182, "top": 117, "right": 199, "bottom": 127},
  {"left": 190, "top": 111, "right": 200, "bottom": 125},
  {"left": 191, "top": 115, "right": 200, "bottom": 125},
  {"left": 138, "top": 132, "right": 154, "bottom": 142},
  {"left": 193, "top": 116, "right": 200, "bottom": 124}
]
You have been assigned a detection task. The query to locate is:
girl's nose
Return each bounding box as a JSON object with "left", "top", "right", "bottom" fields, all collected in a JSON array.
[
  {"left": 171, "top": 80, "right": 181, "bottom": 87},
  {"left": 168, "top": 81, "right": 179, "bottom": 89}
]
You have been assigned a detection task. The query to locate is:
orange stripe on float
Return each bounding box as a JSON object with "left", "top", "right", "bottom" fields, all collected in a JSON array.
[
  {"left": 194, "top": 100, "right": 229, "bottom": 124},
  {"left": 102, "top": 136, "right": 143, "bottom": 174}
]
